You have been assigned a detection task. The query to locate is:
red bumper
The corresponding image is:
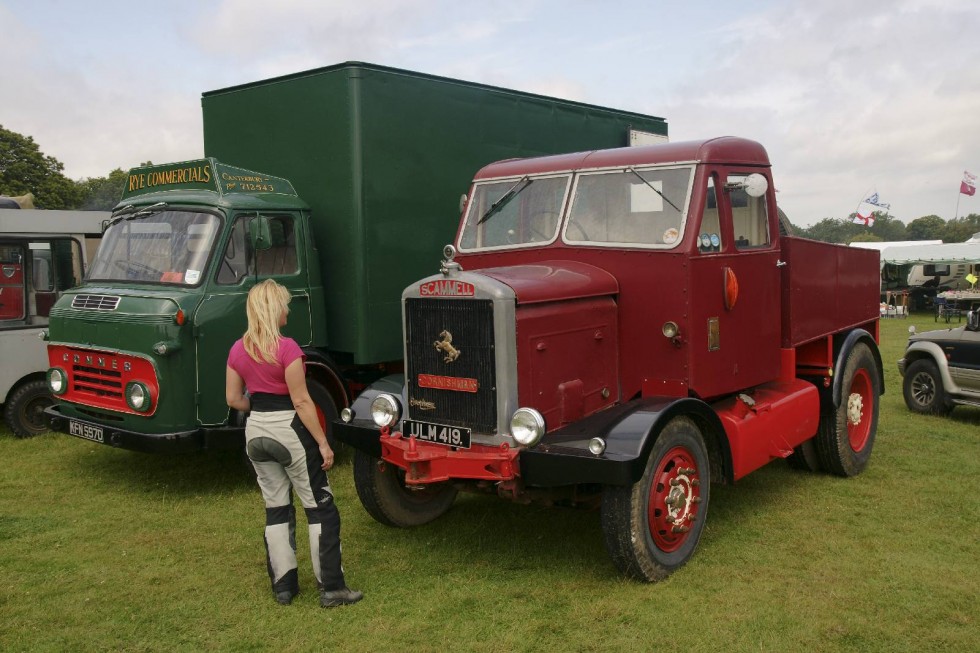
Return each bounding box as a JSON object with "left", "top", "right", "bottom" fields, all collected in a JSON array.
[{"left": 380, "top": 427, "right": 519, "bottom": 485}]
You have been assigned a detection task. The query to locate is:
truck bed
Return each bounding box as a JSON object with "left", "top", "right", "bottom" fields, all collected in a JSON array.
[{"left": 780, "top": 236, "right": 880, "bottom": 348}]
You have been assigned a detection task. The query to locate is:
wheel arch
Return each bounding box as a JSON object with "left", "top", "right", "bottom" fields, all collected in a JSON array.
[
  {"left": 903, "top": 341, "right": 960, "bottom": 395},
  {"left": 2, "top": 371, "right": 47, "bottom": 404},
  {"left": 301, "top": 348, "right": 350, "bottom": 411},
  {"left": 519, "top": 396, "right": 733, "bottom": 488},
  {"left": 832, "top": 329, "right": 884, "bottom": 406}
]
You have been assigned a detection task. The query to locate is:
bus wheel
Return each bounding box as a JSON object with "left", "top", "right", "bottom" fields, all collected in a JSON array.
[
  {"left": 816, "top": 342, "right": 880, "bottom": 477},
  {"left": 352, "top": 449, "right": 457, "bottom": 528},
  {"left": 601, "top": 416, "right": 710, "bottom": 581},
  {"left": 4, "top": 380, "right": 52, "bottom": 438}
]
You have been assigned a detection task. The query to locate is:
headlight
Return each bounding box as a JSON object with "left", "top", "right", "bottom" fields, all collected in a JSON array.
[
  {"left": 47, "top": 368, "right": 67, "bottom": 395},
  {"left": 126, "top": 381, "right": 152, "bottom": 412},
  {"left": 370, "top": 393, "right": 401, "bottom": 428},
  {"left": 511, "top": 407, "right": 546, "bottom": 447}
]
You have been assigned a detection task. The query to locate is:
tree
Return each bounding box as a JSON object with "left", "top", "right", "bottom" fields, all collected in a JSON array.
[
  {"left": 943, "top": 214, "right": 980, "bottom": 242},
  {"left": 78, "top": 168, "right": 129, "bottom": 210},
  {"left": 0, "top": 124, "right": 83, "bottom": 209},
  {"left": 906, "top": 215, "right": 946, "bottom": 241}
]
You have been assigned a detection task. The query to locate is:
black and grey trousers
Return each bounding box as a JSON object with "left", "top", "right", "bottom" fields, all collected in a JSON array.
[{"left": 245, "top": 393, "right": 346, "bottom": 596}]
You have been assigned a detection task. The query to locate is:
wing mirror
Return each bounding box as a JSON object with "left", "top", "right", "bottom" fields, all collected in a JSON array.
[
  {"left": 248, "top": 215, "right": 273, "bottom": 251},
  {"left": 725, "top": 173, "right": 769, "bottom": 198}
]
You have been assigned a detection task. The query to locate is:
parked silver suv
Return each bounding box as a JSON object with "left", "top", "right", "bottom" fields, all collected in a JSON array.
[{"left": 898, "top": 310, "right": 980, "bottom": 414}]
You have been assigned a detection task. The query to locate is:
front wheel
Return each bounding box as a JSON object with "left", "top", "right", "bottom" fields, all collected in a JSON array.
[
  {"left": 902, "top": 359, "right": 951, "bottom": 415},
  {"left": 600, "top": 417, "right": 710, "bottom": 581},
  {"left": 816, "top": 342, "right": 881, "bottom": 477},
  {"left": 352, "top": 449, "right": 457, "bottom": 527},
  {"left": 306, "top": 378, "right": 344, "bottom": 458},
  {"left": 4, "top": 380, "right": 53, "bottom": 438}
]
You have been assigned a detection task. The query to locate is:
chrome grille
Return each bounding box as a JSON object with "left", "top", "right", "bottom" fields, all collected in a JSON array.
[{"left": 71, "top": 294, "right": 120, "bottom": 311}]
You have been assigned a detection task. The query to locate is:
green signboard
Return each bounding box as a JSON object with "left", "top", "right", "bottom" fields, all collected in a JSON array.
[{"left": 121, "top": 158, "right": 298, "bottom": 201}]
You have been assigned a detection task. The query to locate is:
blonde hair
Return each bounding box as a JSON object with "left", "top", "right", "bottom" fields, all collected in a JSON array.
[{"left": 243, "top": 279, "right": 291, "bottom": 364}]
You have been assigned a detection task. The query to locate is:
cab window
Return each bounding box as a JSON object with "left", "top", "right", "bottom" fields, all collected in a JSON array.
[
  {"left": 698, "top": 176, "right": 722, "bottom": 253},
  {"left": 727, "top": 174, "right": 770, "bottom": 249}
]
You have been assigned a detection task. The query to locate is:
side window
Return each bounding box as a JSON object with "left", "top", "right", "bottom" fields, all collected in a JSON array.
[
  {"left": 0, "top": 243, "right": 26, "bottom": 323},
  {"left": 699, "top": 176, "right": 722, "bottom": 253},
  {"left": 728, "top": 174, "right": 770, "bottom": 249},
  {"left": 254, "top": 216, "right": 298, "bottom": 276}
]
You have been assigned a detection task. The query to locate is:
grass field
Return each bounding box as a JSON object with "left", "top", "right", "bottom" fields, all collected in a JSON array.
[{"left": 1, "top": 315, "right": 977, "bottom": 652}]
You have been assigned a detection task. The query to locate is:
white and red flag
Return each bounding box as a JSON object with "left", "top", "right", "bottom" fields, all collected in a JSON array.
[{"left": 961, "top": 170, "right": 977, "bottom": 196}]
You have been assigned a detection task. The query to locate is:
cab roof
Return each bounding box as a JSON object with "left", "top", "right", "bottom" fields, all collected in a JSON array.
[{"left": 472, "top": 136, "right": 770, "bottom": 180}]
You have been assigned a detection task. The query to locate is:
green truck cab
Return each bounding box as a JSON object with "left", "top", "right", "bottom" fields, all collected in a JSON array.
[{"left": 41, "top": 62, "right": 667, "bottom": 453}]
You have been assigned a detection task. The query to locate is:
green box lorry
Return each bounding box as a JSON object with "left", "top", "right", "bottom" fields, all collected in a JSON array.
[{"left": 42, "top": 62, "right": 667, "bottom": 453}]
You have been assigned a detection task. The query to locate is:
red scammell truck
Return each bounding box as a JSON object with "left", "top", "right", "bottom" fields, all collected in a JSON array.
[{"left": 334, "top": 136, "right": 883, "bottom": 580}]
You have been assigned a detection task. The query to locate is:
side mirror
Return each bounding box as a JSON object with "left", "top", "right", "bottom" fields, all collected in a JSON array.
[
  {"left": 248, "top": 215, "right": 273, "bottom": 251},
  {"left": 742, "top": 173, "right": 769, "bottom": 198}
]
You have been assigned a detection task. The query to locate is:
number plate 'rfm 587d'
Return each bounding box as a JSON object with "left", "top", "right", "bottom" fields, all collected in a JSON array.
[{"left": 402, "top": 420, "right": 471, "bottom": 449}]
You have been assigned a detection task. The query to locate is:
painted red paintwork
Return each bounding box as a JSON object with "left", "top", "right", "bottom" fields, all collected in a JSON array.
[
  {"left": 47, "top": 345, "right": 160, "bottom": 416},
  {"left": 381, "top": 428, "right": 519, "bottom": 484},
  {"left": 478, "top": 261, "right": 618, "bottom": 305}
]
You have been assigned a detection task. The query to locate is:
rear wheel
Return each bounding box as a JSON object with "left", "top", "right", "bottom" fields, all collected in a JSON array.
[
  {"left": 600, "top": 417, "right": 710, "bottom": 581},
  {"left": 902, "top": 359, "right": 951, "bottom": 415},
  {"left": 306, "top": 378, "right": 344, "bottom": 458},
  {"left": 352, "top": 449, "right": 457, "bottom": 527},
  {"left": 816, "top": 342, "right": 880, "bottom": 477},
  {"left": 786, "top": 437, "right": 822, "bottom": 472},
  {"left": 4, "top": 380, "right": 52, "bottom": 438}
]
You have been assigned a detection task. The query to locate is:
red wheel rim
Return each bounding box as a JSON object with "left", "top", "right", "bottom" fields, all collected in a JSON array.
[
  {"left": 648, "top": 446, "right": 702, "bottom": 552},
  {"left": 846, "top": 368, "right": 872, "bottom": 452}
]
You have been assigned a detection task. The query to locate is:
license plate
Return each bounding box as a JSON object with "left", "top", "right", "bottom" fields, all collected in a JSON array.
[
  {"left": 402, "top": 420, "right": 471, "bottom": 449},
  {"left": 69, "top": 419, "right": 104, "bottom": 443}
]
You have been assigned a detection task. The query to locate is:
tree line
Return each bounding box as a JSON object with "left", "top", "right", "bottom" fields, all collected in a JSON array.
[{"left": 4, "top": 124, "right": 979, "bottom": 243}]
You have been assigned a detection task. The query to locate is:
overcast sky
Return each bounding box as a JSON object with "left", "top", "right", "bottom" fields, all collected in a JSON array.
[{"left": 2, "top": 0, "right": 978, "bottom": 228}]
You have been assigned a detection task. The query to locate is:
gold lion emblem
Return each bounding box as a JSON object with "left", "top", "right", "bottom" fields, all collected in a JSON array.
[{"left": 434, "top": 330, "right": 460, "bottom": 363}]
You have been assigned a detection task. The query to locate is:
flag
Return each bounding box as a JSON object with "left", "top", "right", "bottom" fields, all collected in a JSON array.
[
  {"left": 853, "top": 213, "right": 874, "bottom": 227},
  {"left": 863, "top": 192, "right": 890, "bottom": 210},
  {"left": 961, "top": 170, "right": 977, "bottom": 196}
]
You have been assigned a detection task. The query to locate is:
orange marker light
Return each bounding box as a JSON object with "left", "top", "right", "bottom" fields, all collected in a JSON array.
[
  {"left": 724, "top": 267, "right": 739, "bottom": 311},
  {"left": 175, "top": 309, "right": 185, "bottom": 325}
]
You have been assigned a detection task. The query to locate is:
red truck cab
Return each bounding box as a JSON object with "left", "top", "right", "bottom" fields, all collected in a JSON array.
[{"left": 335, "top": 137, "right": 883, "bottom": 580}]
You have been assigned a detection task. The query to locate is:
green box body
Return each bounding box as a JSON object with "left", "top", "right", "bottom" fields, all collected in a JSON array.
[{"left": 202, "top": 62, "right": 667, "bottom": 365}]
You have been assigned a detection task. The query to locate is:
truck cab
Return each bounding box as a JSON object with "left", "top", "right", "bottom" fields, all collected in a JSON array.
[
  {"left": 335, "top": 137, "right": 883, "bottom": 581},
  {"left": 43, "top": 159, "right": 333, "bottom": 451}
]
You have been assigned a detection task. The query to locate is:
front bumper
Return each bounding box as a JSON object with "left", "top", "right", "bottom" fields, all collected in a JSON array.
[{"left": 44, "top": 404, "right": 243, "bottom": 454}]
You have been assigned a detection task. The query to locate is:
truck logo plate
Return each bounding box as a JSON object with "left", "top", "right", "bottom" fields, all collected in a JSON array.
[
  {"left": 418, "top": 373, "right": 478, "bottom": 393},
  {"left": 420, "top": 280, "right": 475, "bottom": 297}
]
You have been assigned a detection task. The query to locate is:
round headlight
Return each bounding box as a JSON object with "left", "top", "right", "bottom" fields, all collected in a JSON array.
[
  {"left": 47, "top": 368, "right": 67, "bottom": 395},
  {"left": 126, "top": 381, "right": 151, "bottom": 412},
  {"left": 511, "top": 407, "right": 546, "bottom": 447},
  {"left": 589, "top": 437, "right": 606, "bottom": 456},
  {"left": 340, "top": 407, "right": 354, "bottom": 423},
  {"left": 370, "top": 393, "right": 401, "bottom": 428}
]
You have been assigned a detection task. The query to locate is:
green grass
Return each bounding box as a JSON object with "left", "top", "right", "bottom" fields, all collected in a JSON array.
[{"left": 1, "top": 314, "right": 978, "bottom": 652}]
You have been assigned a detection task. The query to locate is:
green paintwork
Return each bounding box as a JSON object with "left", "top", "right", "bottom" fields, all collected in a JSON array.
[
  {"left": 120, "top": 158, "right": 298, "bottom": 201},
  {"left": 202, "top": 61, "right": 667, "bottom": 365}
]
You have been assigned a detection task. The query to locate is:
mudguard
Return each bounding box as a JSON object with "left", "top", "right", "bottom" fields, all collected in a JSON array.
[
  {"left": 519, "top": 396, "right": 731, "bottom": 488},
  {"left": 330, "top": 374, "right": 405, "bottom": 459},
  {"left": 831, "top": 329, "right": 884, "bottom": 407}
]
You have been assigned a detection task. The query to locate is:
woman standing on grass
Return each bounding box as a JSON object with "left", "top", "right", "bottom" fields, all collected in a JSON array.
[{"left": 225, "top": 279, "right": 362, "bottom": 608}]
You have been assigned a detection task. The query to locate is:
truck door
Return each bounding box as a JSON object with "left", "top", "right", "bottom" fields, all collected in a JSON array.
[
  {"left": 688, "top": 169, "right": 782, "bottom": 398},
  {"left": 195, "top": 212, "right": 313, "bottom": 425}
]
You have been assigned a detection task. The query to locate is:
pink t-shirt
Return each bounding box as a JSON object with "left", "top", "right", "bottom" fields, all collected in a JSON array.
[{"left": 227, "top": 337, "right": 304, "bottom": 395}]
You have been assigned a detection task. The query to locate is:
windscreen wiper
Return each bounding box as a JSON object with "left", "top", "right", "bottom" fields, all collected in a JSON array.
[
  {"left": 625, "top": 167, "right": 681, "bottom": 213},
  {"left": 107, "top": 201, "right": 168, "bottom": 227},
  {"left": 476, "top": 176, "right": 533, "bottom": 225}
]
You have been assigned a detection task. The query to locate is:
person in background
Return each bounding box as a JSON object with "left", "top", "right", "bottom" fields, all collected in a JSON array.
[{"left": 226, "top": 279, "right": 362, "bottom": 608}]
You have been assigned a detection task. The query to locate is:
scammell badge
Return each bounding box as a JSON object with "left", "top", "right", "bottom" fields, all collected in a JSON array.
[{"left": 434, "top": 330, "right": 460, "bottom": 363}]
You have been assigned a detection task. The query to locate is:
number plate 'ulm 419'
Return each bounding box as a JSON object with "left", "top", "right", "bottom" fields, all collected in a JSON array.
[{"left": 402, "top": 420, "right": 471, "bottom": 449}]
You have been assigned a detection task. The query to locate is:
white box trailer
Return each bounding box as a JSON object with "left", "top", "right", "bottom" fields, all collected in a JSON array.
[{"left": 0, "top": 209, "right": 107, "bottom": 436}]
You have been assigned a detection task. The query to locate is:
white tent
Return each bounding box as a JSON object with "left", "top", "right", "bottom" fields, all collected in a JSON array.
[{"left": 879, "top": 242, "right": 980, "bottom": 265}]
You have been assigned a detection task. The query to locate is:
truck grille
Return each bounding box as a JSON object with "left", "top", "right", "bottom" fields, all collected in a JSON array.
[
  {"left": 48, "top": 345, "right": 159, "bottom": 415},
  {"left": 72, "top": 294, "right": 120, "bottom": 311},
  {"left": 405, "top": 298, "right": 497, "bottom": 433}
]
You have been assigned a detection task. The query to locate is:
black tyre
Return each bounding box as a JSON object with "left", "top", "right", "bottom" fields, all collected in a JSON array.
[
  {"left": 306, "top": 378, "right": 345, "bottom": 458},
  {"left": 902, "top": 359, "right": 951, "bottom": 416},
  {"left": 600, "top": 416, "right": 710, "bottom": 582},
  {"left": 815, "top": 342, "right": 880, "bottom": 477},
  {"left": 786, "top": 437, "right": 822, "bottom": 472},
  {"left": 4, "top": 380, "right": 53, "bottom": 438},
  {"left": 352, "top": 449, "right": 457, "bottom": 527}
]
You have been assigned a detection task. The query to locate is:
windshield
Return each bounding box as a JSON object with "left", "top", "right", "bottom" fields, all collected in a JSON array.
[
  {"left": 458, "top": 175, "right": 571, "bottom": 251},
  {"left": 565, "top": 166, "right": 693, "bottom": 247},
  {"left": 87, "top": 210, "right": 220, "bottom": 285}
]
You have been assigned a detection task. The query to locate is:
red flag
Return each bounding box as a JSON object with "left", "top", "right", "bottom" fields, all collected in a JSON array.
[{"left": 961, "top": 170, "right": 977, "bottom": 196}]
